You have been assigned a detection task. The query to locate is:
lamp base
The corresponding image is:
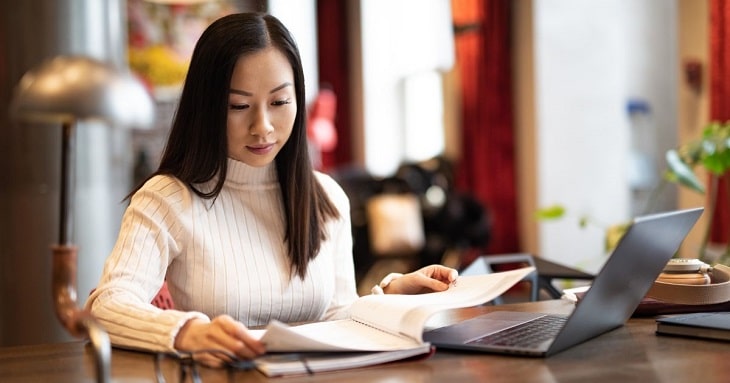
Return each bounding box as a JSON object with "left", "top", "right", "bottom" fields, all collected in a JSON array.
[{"left": 51, "top": 244, "right": 84, "bottom": 336}]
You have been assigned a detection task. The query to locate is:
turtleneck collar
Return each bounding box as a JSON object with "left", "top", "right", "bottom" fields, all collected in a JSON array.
[{"left": 225, "top": 158, "right": 277, "bottom": 186}]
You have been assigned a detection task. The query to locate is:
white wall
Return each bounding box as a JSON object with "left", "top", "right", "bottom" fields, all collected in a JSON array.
[{"left": 534, "top": 0, "right": 678, "bottom": 272}]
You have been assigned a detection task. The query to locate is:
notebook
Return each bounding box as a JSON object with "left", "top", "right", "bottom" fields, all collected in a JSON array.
[
  {"left": 423, "top": 207, "right": 703, "bottom": 357},
  {"left": 656, "top": 311, "right": 730, "bottom": 342}
]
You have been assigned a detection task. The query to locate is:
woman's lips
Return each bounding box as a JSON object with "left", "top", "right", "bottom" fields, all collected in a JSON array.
[{"left": 246, "top": 143, "right": 275, "bottom": 155}]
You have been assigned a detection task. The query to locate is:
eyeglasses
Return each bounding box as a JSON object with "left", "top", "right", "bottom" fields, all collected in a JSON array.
[{"left": 154, "top": 349, "right": 256, "bottom": 383}]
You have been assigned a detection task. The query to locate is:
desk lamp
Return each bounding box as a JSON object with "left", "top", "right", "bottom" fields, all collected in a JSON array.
[{"left": 10, "top": 56, "right": 155, "bottom": 383}]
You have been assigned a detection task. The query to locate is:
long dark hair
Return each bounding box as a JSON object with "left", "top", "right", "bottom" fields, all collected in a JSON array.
[{"left": 130, "top": 12, "right": 339, "bottom": 278}]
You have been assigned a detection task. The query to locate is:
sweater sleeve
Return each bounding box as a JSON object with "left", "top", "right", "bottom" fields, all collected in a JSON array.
[
  {"left": 316, "top": 172, "right": 359, "bottom": 320},
  {"left": 85, "top": 176, "right": 209, "bottom": 353}
]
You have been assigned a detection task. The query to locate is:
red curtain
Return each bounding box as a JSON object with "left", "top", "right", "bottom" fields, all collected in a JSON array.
[
  {"left": 709, "top": 0, "right": 730, "bottom": 244},
  {"left": 452, "top": 0, "right": 519, "bottom": 255},
  {"left": 315, "top": 0, "right": 352, "bottom": 169}
]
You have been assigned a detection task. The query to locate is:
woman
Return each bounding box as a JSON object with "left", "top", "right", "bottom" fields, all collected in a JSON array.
[{"left": 86, "top": 12, "right": 457, "bottom": 368}]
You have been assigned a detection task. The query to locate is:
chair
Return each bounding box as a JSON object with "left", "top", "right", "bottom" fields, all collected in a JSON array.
[
  {"left": 151, "top": 282, "right": 175, "bottom": 310},
  {"left": 90, "top": 283, "right": 175, "bottom": 310}
]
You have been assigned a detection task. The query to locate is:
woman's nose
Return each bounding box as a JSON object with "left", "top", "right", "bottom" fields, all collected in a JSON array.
[{"left": 249, "top": 108, "right": 274, "bottom": 136}]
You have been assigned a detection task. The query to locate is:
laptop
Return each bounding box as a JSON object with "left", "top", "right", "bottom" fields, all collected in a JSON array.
[{"left": 423, "top": 207, "right": 704, "bottom": 357}]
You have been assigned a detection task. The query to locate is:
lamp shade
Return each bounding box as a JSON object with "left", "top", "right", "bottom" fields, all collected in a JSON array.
[{"left": 10, "top": 55, "right": 155, "bottom": 128}]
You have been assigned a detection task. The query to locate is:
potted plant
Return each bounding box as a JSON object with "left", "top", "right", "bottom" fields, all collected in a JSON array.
[{"left": 664, "top": 121, "right": 730, "bottom": 264}]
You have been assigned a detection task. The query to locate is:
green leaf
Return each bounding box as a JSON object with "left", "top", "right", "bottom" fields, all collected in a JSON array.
[
  {"left": 578, "top": 216, "right": 589, "bottom": 228},
  {"left": 696, "top": 123, "right": 730, "bottom": 175},
  {"left": 665, "top": 149, "right": 705, "bottom": 193},
  {"left": 534, "top": 205, "right": 566, "bottom": 220}
]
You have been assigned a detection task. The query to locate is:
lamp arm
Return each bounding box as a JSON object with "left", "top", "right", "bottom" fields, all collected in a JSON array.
[
  {"left": 59, "top": 122, "right": 74, "bottom": 245},
  {"left": 52, "top": 244, "right": 111, "bottom": 383}
]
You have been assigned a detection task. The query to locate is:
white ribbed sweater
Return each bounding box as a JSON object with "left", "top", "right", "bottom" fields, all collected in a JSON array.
[{"left": 86, "top": 159, "right": 358, "bottom": 353}]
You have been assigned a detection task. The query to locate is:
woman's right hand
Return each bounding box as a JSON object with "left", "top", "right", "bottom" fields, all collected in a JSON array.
[{"left": 174, "top": 315, "right": 266, "bottom": 367}]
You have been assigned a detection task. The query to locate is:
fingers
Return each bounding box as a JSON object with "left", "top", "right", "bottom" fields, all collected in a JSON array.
[
  {"left": 418, "top": 264, "right": 459, "bottom": 283},
  {"left": 387, "top": 265, "right": 459, "bottom": 294},
  {"left": 193, "top": 352, "right": 227, "bottom": 368},
  {"left": 210, "top": 315, "right": 266, "bottom": 360},
  {"left": 175, "top": 315, "right": 266, "bottom": 368},
  {"left": 415, "top": 271, "right": 451, "bottom": 292}
]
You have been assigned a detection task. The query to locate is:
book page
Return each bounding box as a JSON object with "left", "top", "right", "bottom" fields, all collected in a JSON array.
[
  {"left": 259, "top": 266, "right": 534, "bottom": 352},
  {"left": 350, "top": 266, "right": 535, "bottom": 342},
  {"left": 261, "top": 319, "right": 422, "bottom": 352},
  {"left": 254, "top": 344, "right": 432, "bottom": 377}
]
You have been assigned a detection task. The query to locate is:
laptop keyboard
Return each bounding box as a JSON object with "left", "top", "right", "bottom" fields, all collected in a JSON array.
[{"left": 466, "top": 315, "right": 567, "bottom": 348}]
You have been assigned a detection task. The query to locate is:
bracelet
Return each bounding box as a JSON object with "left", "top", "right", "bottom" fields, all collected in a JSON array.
[{"left": 371, "top": 272, "right": 404, "bottom": 295}]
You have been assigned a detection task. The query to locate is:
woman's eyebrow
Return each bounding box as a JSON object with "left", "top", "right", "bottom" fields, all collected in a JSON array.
[
  {"left": 269, "top": 82, "right": 292, "bottom": 93},
  {"left": 229, "top": 88, "right": 252, "bottom": 96},
  {"left": 229, "top": 82, "right": 293, "bottom": 96}
]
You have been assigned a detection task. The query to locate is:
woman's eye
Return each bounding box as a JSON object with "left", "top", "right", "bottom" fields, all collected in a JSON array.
[
  {"left": 229, "top": 104, "right": 249, "bottom": 110},
  {"left": 272, "top": 99, "right": 292, "bottom": 106}
]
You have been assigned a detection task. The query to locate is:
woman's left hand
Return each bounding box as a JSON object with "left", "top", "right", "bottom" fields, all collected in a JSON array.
[{"left": 383, "top": 264, "right": 459, "bottom": 295}]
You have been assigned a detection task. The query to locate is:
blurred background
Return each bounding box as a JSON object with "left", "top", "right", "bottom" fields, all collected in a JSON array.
[{"left": 0, "top": 0, "right": 724, "bottom": 347}]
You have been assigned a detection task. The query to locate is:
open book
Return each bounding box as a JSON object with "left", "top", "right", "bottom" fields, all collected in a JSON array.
[
  {"left": 259, "top": 266, "right": 535, "bottom": 353},
  {"left": 247, "top": 266, "right": 533, "bottom": 376}
]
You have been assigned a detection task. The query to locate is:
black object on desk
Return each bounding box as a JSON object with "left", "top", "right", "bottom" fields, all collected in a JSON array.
[{"left": 532, "top": 256, "right": 595, "bottom": 298}]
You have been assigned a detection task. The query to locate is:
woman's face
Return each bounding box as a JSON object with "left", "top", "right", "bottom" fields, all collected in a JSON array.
[{"left": 227, "top": 47, "right": 297, "bottom": 167}]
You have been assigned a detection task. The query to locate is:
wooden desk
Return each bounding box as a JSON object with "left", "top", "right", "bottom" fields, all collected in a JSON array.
[{"left": 1, "top": 300, "right": 728, "bottom": 383}]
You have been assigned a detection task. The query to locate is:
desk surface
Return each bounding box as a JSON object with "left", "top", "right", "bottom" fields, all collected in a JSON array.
[{"left": 1, "top": 300, "right": 728, "bottom": 383}]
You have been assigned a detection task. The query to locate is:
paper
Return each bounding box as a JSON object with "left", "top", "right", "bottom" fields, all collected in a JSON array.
[{"left": 260, "top": 266, "right": 535, "bottom": 352}]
